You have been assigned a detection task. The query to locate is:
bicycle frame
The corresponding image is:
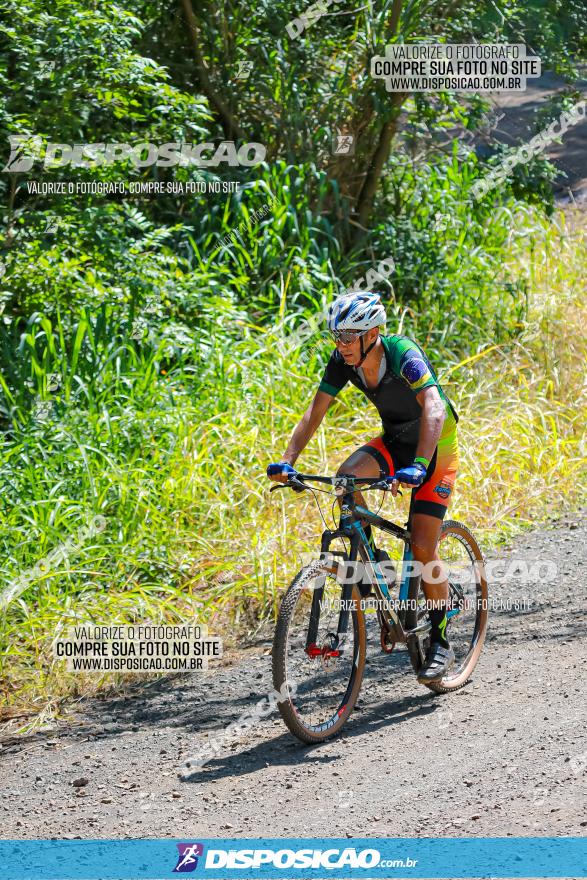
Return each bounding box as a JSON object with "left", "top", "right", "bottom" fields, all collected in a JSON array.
[{"left": 305, "top": 475, "right": 425, "bottom": 658}]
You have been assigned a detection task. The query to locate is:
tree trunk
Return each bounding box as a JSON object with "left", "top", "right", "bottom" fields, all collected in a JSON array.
[
  {"left": 326, "top": 0, "right": 406, "bottom": 248},
  {"left": 353, "top": 93, "right": 407, "bottom": 239},
  {"left": 180, "top": 0, "right": 246, "bottom": 140}
]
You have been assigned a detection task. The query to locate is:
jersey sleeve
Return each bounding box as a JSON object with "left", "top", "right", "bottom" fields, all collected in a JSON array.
[
  {"left": 318, "top": 350, "right": 348, "bottom": 397},
  {"left": 397, "top": 341, "right": 438, "bottom": 394}
]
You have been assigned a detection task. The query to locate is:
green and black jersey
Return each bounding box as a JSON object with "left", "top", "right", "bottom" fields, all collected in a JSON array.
[{"left": 318, "top": 334, "right": 458, "bottom": 459}]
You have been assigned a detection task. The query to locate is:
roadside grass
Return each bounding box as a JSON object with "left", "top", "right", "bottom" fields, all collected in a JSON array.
[{"left": 0, "top": 207, "right": 585, "bottom": 730}]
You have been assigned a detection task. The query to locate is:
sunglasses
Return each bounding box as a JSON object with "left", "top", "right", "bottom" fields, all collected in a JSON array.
[{"left": 330, "top": 329, "right": 368, "bottom": 345}]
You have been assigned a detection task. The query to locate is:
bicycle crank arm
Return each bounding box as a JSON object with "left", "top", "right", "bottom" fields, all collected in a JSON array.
[
  {"left": 406, "top": 631, "right": 427, "bottom": 667},
  {"left": 404, "top": 619, "right": 432, "bottom": 636}
]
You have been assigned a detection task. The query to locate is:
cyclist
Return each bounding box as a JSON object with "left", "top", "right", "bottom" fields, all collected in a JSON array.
[{"left": 267, "top": 290, "right": 459, "bottom": 683}]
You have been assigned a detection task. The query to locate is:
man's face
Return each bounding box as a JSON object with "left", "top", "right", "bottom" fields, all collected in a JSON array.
[{"left": 334, "top": 328, "right": 377, "bottom": 366}]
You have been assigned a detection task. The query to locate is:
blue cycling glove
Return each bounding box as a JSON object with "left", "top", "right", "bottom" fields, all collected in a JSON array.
[
  {"left": 390, "top": 461, "right": 427, "bottom": 487},
  {"left": 267, "top": 462, "right": 298, "bottom": 479},
  {"left": 266, "top": 462, "right": 305, "bottom": 492}
]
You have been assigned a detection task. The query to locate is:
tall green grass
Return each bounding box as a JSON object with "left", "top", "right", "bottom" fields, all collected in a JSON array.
[{"left": 0, "top": 206, "right": 585, "bottom": 730}]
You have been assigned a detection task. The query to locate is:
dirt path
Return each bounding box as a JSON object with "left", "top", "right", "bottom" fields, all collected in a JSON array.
[
  {"left": 489, "top": 68, "right": 587, "bottom": 204},
  {"left": 1, "top": 511, "right": 586, "bottom": 839}
]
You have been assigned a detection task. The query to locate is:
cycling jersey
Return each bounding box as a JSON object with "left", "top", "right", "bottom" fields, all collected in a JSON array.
[
  {"left": 319, "top": 334, "right": 458, "bottom": 449},
  {"left": 318, "top": 334, "right": 459, "bottom": 519}
]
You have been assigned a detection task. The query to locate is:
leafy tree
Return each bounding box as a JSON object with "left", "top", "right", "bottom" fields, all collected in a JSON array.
[{"left": 148, "top": 0, "right": 586, "bottom": 242}]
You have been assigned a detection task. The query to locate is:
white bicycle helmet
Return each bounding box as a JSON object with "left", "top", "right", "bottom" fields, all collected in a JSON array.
[{"left": 327, "top": 291, "right": 386, "bottom": 333}]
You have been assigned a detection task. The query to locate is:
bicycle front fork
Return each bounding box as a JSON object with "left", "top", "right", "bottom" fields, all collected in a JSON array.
[{"left": 304, "top": 527, "right": 359, "bottom": 658}]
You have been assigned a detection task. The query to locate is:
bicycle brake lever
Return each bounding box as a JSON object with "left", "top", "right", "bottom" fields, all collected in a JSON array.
[
  {"left": 376, "top": 479, "right": 403, "bottom": 496},
  {"left": 269, "top": 479, "right": 306, "bottom": 493}
]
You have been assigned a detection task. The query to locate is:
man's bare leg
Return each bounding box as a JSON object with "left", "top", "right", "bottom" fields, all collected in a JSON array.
[{"left": 411, "top": 511, "right": 454, "bottom": 682}]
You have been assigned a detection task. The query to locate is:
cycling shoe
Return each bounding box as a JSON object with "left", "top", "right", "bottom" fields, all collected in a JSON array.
[{"left": 417, "top": 642, "right": 455, "bottom": 684}]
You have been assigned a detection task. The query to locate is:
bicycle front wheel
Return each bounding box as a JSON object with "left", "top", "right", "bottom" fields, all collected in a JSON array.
[{"left": 272, "top": 559, "right": 366, "bottom": 744}]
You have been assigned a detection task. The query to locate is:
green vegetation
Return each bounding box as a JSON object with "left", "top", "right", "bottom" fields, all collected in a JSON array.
[{"left": 0, "top": 0, "right": 585, "bottom": 726}]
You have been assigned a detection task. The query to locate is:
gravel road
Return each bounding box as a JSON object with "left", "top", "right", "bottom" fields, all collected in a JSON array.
[{"left": 1, "top": 511, "right": 586, "bottom": 840}]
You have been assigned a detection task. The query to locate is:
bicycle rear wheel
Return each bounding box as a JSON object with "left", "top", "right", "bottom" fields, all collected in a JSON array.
[
  {"left": 406, "top": 520, "right": 488, "bottom": 693},
  {"left": 272, "top": 559, "right": 366, "bottom": 743}
]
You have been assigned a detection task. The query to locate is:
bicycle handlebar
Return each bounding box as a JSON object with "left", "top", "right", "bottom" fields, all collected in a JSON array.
[{"left": 269, "top": 473, "right": 402, "bottom": 494}]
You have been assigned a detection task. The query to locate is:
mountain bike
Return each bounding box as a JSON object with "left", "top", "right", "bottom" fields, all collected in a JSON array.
[{"left": 270, "top": 472, "right": 488, "bottom": 744}]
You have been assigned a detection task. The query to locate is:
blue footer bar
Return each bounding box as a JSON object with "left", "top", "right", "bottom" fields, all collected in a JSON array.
[{"left": 0, "top": 837, "right": 585, "bottom": 879}]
